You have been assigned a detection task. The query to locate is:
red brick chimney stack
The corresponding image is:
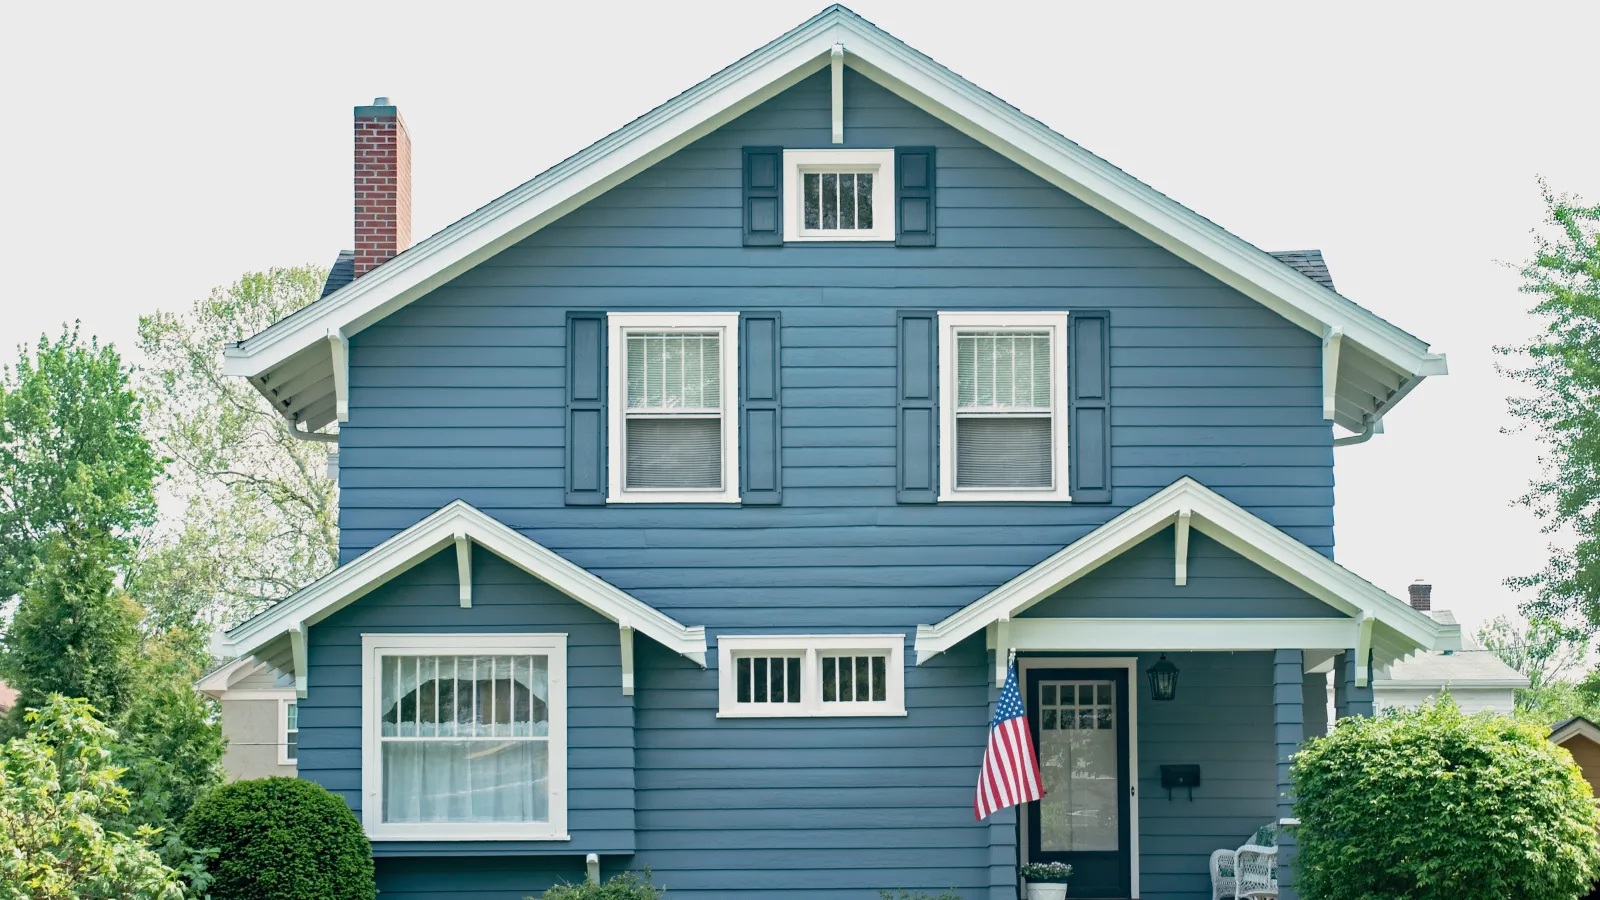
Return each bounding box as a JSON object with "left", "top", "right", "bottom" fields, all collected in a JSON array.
[
  {"left": 1408, "top": 579, "right": 1432, "bottom": 612},
  {"left": 352, "top": 97, "right": 412, "bottom": 278}
]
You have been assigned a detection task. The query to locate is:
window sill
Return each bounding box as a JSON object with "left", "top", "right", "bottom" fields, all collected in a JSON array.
[
  {"left": 607, "top": 494, "right": 742, "bottom": 505},
  {"left": 717, "top": 706, "right": 907, "bottom": 719},
  {"left": 939, "top": 491, "right": 1073, "bottom": 503},
  {"left": 366, "top": 826, "right": 572, "bottom": 842},
  {"left": 785, "top": 233, "right": 893, "bottom": 243}
]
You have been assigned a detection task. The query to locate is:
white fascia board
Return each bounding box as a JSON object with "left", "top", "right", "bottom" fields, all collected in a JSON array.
[
  {"left": 1551, "top": 718, "right": 1600, "bottom": 747},
  {"left": 913, "top": 476, "right": 1454, "bottom": 663},
  {"left": 215, "top": 500, "right": 706, "bottom": 666},
  {"left": 222, "top": 7, "right": 1441, "bottom": 418}
]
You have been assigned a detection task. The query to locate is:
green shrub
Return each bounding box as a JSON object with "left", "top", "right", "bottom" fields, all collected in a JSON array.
[
  {"left": 1292, "top": 697, "right": 1600, "bottom": 899},
  {"left": 878, "top": 891, "right": 963, "bottom": 900},
  {"left": 540, "top": 871, "right": 664, "bottom": 899},
  {"left": 182, "top": 777, "right": 374, "bottom": 900}
]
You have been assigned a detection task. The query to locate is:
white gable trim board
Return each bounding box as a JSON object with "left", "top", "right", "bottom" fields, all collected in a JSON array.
[
  {"left": 917, "top": 477, "right": 1461, "bottom": 682},
  {"left": 224, "top": 5, "right": 1443, "bottom": 439},
  {"left": 212, "top": 500, "right": 708, "bottom": 696}
]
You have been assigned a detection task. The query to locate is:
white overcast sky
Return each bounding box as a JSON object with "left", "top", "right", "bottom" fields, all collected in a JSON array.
[{"left": 2, "top": 1, "right": 1596, "bottom": 635}]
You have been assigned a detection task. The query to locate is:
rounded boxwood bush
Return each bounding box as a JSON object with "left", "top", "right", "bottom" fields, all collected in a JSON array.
[
  {"left": 183, "top": 776, "right": 375, "bottom": 900},
  {"left": 1292, "top": 697, "right": 1600, "bottom": 900}
]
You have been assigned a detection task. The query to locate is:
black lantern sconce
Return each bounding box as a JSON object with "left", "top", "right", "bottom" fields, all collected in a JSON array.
[{"left": 1147, "top": 654, "right": 1179, "bottom": 702}]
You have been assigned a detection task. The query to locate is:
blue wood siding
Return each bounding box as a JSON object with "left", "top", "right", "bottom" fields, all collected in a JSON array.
[
  {"left": 320, "top": 65, "right": 1334, "bottom": 899},
  {"left": 299, "top": 548, "right": 636, "bottom": 855},
  {"left": 1020, "top": 528, "right": 1342, "bottom": 619}
]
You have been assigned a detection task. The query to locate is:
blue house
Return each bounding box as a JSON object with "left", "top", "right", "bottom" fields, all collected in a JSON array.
[{"left": 213, "top": 7, "right": 1457, "bottom": 899}]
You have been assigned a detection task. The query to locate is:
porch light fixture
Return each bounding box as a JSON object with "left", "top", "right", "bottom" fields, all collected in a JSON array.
[{"left": 1147, "top": 655, "right": 1179, "bottom": 702}]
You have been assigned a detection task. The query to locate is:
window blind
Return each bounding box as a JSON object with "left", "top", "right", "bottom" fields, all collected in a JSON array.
[
  {"left": 624, "top": 330, "right": 723, "bottom": 490},
  {"left": 625, "top": 419, "right": 722, "bottom": 489},
  {"left": 954, "top": 330, "right": 1054, "bottom": 489}
]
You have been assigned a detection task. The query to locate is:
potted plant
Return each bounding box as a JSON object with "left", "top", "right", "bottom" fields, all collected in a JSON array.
[{"left": 1020, "top": 862, "right": 1073, "bottom": 900}]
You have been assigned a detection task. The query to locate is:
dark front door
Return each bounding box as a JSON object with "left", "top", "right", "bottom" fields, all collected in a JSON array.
[{"left": 1025, "top": 667, "right": 1132, "bottom": 899}]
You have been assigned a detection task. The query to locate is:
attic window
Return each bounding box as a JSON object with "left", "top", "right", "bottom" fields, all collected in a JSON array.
[{"left": 783, "top": 149, "right": 894, "bottom": 241}]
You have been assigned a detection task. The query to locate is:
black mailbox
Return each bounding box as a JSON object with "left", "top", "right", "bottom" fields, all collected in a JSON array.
[{"left": 1160, "top": 764, "right": 1201, "bottom": 801}]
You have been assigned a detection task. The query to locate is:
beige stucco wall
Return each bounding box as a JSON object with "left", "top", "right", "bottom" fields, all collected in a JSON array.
[{"left": 220, "top": 697, "right": 296, "bottom": 781}]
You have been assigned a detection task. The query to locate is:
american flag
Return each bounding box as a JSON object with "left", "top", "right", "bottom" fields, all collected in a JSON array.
[{"left": 975, "top": 659, "right": 1042, "bottom": 820}]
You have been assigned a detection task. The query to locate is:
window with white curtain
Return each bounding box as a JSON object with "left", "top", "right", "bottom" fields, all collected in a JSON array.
[
  {"left": 717, "top": 635, "right": 906, "bottom": 718},
  {"left": 938, "top": 311, "right": 1070, "bottom": 502},
  {"left": 607, "top": 312, "right": 740, "bottom": 503},
  {"left": 782, "top": 149, "right": 895, "bottom": 241},
  {"left": 280, "top": 699, "right": 298, "bottom": 765},
  {"left": 361, "top": 634, "right": 567, "bottom": 841}
]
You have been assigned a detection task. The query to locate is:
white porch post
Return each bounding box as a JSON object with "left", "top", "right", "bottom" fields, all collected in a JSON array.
[{"left": 1274, "top": 649, "right": 1303, "bottom": 900}]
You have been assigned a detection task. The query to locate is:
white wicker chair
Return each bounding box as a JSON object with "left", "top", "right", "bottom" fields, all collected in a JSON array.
[{"left": 1209, "top": 824, "right": 1279, "bottom": 899}]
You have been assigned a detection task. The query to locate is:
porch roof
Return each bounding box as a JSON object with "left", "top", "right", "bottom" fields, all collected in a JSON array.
[{"left": 914, "top": 478, "right": 1460, "bottom": 674}]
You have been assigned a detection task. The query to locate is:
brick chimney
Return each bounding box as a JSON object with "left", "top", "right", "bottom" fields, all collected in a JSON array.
[
  {"left": 1408, "top": 579, "right": 1432, "bottom": 612},
  {"left": 352, "top": 97, "right": 412, "bottom": 278}
]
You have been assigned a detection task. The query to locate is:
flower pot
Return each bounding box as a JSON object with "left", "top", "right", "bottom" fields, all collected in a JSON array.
[{"left": 1025, "top": 884, "right": 1067, "bottom": 900}]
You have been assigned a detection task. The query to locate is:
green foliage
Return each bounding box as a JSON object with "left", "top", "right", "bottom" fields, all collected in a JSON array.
[
  {"left": 1292, "top": 697, "right": 1600, "bottom": 900},
  {"left": 0, "top": 324, "right": 162, "bottom": 600},
  {"left": 182, "top": 777, "right": 375, "bottom": 900},
  {"left": 877, "top": 891, "right": 963, "bottom": 900},
  {"left": 114, "top": 630, "right": 225, "bottom": 829},
  {"left": 1499, "top": 186, "right": 1600, "bottom": 630},
  {"left": 136, "top": 266, "right": 336, "bottom": 630},
  {"left": 539, "top": 871, "right": 665, "bottom": 899},
  {"left": 0, "top": 696, "right": 190, "bottom": 900},
  {"left": 1019, "top": 861, "right": 1072, "bottom": 882},
  {"left": 0, "top": 530, "right": 143, "bottom": 728},
  {"left": 1478, "top": 614, "right": 1587, "bottom": 689}
]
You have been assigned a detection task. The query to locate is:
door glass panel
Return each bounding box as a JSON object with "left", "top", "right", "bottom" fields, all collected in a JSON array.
[{"left": 1037, "top": 680, "right": 1119, "bottom": 852}]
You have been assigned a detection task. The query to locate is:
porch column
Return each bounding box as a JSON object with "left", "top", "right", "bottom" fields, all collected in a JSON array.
[
  {"left": 1302, "top": 670, "right": 1328, "bottom": 739},
  {"left": 985, "top": 664, "right": 1019, "bottom": 900},
  {"left": 1334, "top": 650, "right": 1374, "bottom": 719},
  {"left": 1273, "top": 649, "right": 1303, "bottom": 900}
]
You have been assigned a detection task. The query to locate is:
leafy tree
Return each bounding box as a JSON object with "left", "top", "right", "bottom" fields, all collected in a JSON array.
[
  {"left": 0, "top": 696, "right": 198, "bottom": 900},
  {"left": 114, "top": 629, "right": 225, "bottom": 830},
  {"left": 136, "top": 266, "right": 336, "bottom": 630},
  {"left": 0, "top": 530, "right": 142, "bottom": 728},
  {"left": 1293, "top": 697, "right": 1600, "bottom": 899},
  {"left": 1500, "top": 185, "right": 1600, "bottom": 630},
  {"left": 0, "top": 325, "right": 162, "bottom": 602}
]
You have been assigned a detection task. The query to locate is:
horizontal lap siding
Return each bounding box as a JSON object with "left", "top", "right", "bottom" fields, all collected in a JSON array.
[
  {"left": 336, "top": 68, "right": 1331, "bottom": 898},
  {"left": 301, "top": 550, "right": 635, "bottom": 855}
]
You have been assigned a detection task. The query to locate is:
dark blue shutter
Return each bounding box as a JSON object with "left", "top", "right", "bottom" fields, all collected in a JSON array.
[
  {"left": 741, "top": 311, "right": 782, "bottom": 505},
  {"left": 895, "top": 147, "right": 936, "bottom": 247},
  {"left": 565, "top": 312, "right": 606, "bottom": 505},
  {"left": 1068, "top": 311, "right": 1111, "bottom": 503},
  {"left": 897, "top": 310, "right": 939, "bottom": 503},
  {"left": 743, "top": 147, "right": 783, "bottom": 247}
]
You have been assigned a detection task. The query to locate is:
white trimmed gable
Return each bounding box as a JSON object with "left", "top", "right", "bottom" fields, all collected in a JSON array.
[
  {"left": 225, "top": 5, "right": 1443, "bottom": 440},
  {"left": 914, "top": 477, "right": 1460, "bottom": 669},
  {"left": 213, "top": 500, "right": 707, "bottom": 696}
]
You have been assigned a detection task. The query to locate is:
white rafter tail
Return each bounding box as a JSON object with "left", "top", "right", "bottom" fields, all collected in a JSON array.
[
  {"left": 830, "top": 43, "right": 845, "bottom": 144},
  {"left": 1354, "top": 613, "right": 1374, "bottom": 688},
  {"left": 1174, "top": 508, "right": 1192, "bottom": 586},
  {"left": 619, "top": 623, "right": 635, "bottom": 696},
  {"left": 454, "top": 532, "right": 472, "bottom": 608},
  {"left": 326, "top": 331, "right": 350, "bottom": 423},
  {"left": 288, "top": 621, "right": 308, "bottom": 698},
  {"left": 1322, "top": 325, "right": 1343, "bottom": 421},
  {"left": 993, "top": 616, "right": 1011, "bottom": 687}
]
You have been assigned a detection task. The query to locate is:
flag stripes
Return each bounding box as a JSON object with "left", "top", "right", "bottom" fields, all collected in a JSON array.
[{"left": 975, "top": 660, "right": 1042, "bottom": 820}]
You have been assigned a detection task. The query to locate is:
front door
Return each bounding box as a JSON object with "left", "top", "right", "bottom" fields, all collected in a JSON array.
[{"left": 1025, "top": 667, "right": 1132, "bottom": 898}]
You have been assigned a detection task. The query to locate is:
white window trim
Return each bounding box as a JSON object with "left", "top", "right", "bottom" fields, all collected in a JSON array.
[
  {"left": 360, "top": 633, "right": 569, "bottom": 842},
  {"left": 938, "top": 310, "right": 1071, "bottom": 502},
  {"left": 782, "top": 148, "right": 896, "bottom": 242},
  {"left": 607, "top": 312, "right": 741, "bottom": 504},
  {"left": 278, "top": 698, "right": 298, "bottom": 767},
  {"left": 717, "top": 634, "right": 907, "bottom": 718}
]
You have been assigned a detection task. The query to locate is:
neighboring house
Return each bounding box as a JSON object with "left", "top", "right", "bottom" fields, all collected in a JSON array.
[
  {"left": 0, "top": 680, "right": 16, "bottom": 716},
  {"left": 195, "top": 657, "right": 298, "bottom": 780},
  {"left": 1551, "top": 717, "right": 1600, "bottom": 796},
  {"left": 1372, "top": 581, "right": 1528, "bottom": 715},
  {"left": 209, "top": 7, "right": 1458, "bottom": 900}
]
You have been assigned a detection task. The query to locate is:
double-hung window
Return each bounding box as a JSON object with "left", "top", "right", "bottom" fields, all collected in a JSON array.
[
  {"left": 280, "top": 699, "right": 298, "bottom": 765},
  {"left": 938, "top": 311, "right": 1071, "bottom": 501},
  {"left": 717, "top": 635, "right": 906, "bottom": 718},
  {"left": 607, "top": 312, "right": 740, "bottom": 504},
  {"left": 361, "top": 634, "right": 568, "bottom": 841},
  {"left": 782, "top": 149, "right": 895, "bottom": 241}
]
